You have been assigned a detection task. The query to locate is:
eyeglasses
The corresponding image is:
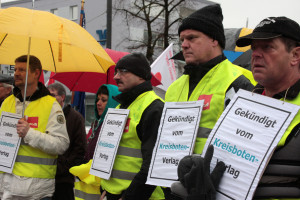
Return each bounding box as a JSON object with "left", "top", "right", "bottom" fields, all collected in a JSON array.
[
  {"left": 114, "top": 68, "right": 129, "bottom": 76},
  {"left": 50, "top": 93, "right": 59, "bottom": 97}
]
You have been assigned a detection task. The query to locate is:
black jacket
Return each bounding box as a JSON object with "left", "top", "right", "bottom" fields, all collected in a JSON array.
[
  {"left": 13, "top": 82, "right": 50, "bottom": 101},
  {"left": 113, "top": 80, "right": 164, "bottom": 200},
  {"left": 55, "top": 104, "right": 87, "bottom": 185}
]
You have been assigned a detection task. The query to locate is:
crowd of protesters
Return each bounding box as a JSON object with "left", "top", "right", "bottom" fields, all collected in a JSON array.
[{"left": 1, "top": 3, "right": 300, "bottom": 200}]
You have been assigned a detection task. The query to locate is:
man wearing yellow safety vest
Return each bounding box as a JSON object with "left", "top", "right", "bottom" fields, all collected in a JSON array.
[
  {"left": 100, "top": 53, "right": 165, "bottom": 200},
  {"left": 0, "top": 55, "right": 70, "bottom": 200},
  {"left": 164, "top": 4, "right": 255, "bottom": 198},
  {"left": 236, "top": 16, "right": 300, "bottom": 199},
  {"left": 172, "top": 15, "right": 300, "bottom": 200}
]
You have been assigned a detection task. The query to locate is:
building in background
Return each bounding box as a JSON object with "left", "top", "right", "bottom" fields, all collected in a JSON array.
[{"left": 0, "top": 0, "right": 213, "bottom": 126}]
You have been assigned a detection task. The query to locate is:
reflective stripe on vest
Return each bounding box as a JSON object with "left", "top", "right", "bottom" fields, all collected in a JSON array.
[
  {"left": 197, "top": 126, "right": 212, "bottom": 138},
  {"left": 75, "top": 190, "right": 100, "bottom": 200},
  {"left": 101, "top": 91, "right": 164, "bottom": 199},
  {"left": 107, "top": 146, "right": 144, "bottom": 180},
  {"left": 166, "top": 60, "right": 254, "bottom": 154},
  {"left": 110, "top": 169, "right": 136, "bottom": 180},
  {"left": 117, "top": 146, "right": 142, "bottom": 158},
  {"left": 15, "top": 155, "right": 57, "bottom": 165},
  {"left": 0, "top": 95, "right": 58, "bottom": 178},
  {"left": 74, "top": 180, "right": 100, "bottom": 200}
]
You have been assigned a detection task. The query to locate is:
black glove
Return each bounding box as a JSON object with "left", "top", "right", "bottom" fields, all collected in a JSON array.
[
  {"left": 170, "top": 181, "right": 188, "bottom": 199},
  {"left": 179, "top": 145, "right": 226, "bottom": 200}
]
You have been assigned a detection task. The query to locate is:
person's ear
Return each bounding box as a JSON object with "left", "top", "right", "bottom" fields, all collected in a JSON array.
[
  {"left": 290, "top": 47, "right": 300, "bottom": 66},
  {"left": 35, "top": 69, "right": 41, "bottom": 80},
  {"left": 212, "top": 39, "right": 219, "bottom": 47},
  {"left": 61, "top": 94, "right": 66, "bottom": 102},
  {"left": 6, "top": 87, "right": 12, "bottom": 95}
]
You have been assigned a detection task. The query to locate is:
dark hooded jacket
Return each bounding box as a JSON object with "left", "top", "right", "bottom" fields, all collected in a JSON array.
[
  {"left": 84, "top": 84, "right": 120, "bottom": 162},
  {"left": 55, "top": 104, "right": 87, "bottom": 185}
]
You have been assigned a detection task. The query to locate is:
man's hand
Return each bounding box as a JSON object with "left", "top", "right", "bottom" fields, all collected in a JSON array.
[
  {"left": 16, "top": 118, "right": 30, "bottom": 138},
  {"left": 185, "top": 145, "right": 225, "bottom": 199},
  {"left": 172, "top": 145, "right": 226, "bottom": 200},
  {"left": 100, "top": 190, "right": 106, "bottom": 200}
]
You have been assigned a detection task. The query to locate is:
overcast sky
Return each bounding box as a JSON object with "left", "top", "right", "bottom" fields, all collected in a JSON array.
[
  {"left": 1, "top": 0, "right": 15, "bottom": 3},
  {"left": 213, "top": 0, "right": 300, "bottom": 29},
  {"left": 2, "top": 0, "right": 299, "bottom": 29}
]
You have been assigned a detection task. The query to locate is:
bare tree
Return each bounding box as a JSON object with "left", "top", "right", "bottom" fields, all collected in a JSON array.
[{"left": 114, "top": 0, "right": 186, "bottom": 62}]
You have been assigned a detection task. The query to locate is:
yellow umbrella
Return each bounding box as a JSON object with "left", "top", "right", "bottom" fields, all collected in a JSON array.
[{"left": 0, "top": 7, "right": 114, "bottom": 73}]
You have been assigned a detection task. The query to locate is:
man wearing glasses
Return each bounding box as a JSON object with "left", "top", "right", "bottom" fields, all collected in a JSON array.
[{"left": 100, "top": 53, "right": 165, "bottom": 200}]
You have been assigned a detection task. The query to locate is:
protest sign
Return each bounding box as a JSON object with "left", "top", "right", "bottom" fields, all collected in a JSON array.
[
  {"left": 203, "top": 89, "right": 299, "bottom": 200},
  {"left": 0, "top": 112, "right": 22, "bottom": 173},
  {"left": 146, "top": 101, "right": 204, "bottom": 187},
  {"left": 90, "top": 108, "right": 129, "bottom": 180}
]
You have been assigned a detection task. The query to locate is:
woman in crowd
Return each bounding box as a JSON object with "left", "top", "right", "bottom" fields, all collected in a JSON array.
[
  {"left": 70, "top": 84, "right": 120, "bottom": 200},
  {"left": 85, "top": 84, "right": 121, "bottom": 161}
]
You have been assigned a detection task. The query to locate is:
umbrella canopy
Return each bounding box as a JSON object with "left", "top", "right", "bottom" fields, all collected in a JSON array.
[
  {"left": 52, "top": 67, "right": 114, "bottom": 94},
  {"left": 51, "top": 49, "right": 162, "bottom": 93},
  {"left": 104, "top": 48, "right": 129, "bottom": 63},
  {"left": 0, "top": 7, "right": 114, "bottom": 73}
]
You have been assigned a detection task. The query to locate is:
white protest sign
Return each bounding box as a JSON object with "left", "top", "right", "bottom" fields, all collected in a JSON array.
[
  {"left": 90, "top": 108, "right": 129, "bottom": 180},
  {"left": 146, "top": 101, "right": 204, "bottom": 187},
  {"left": 151, "top": 43, "right": 176, "bottom": 91},
  {"left": 202, "top": 89, "right": 300, "bottom": 200},
  {"left": 0, "top": 112, "right": 22, "bottom": 173}
]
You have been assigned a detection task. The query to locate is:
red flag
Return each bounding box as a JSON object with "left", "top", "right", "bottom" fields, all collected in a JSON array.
[
  {"left": 48, "top": 72, "right": 55, "bottom": 85},
  {"left": 39, "top": 70, "right": 44, "bottom": 84}
]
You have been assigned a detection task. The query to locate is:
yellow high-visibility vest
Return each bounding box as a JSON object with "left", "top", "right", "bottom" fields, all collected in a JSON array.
[
  {"left": 70, "top": 160, "right": 101, "bottom": 200},
  {"left": 74, "top": 180, "right": 101, "bottom": 200},
  {"left": 101, "top": 91, "right": 164, "bottom": 199},
  {"left": 0, "top": 95, "right": 58, "bottom": 178},
  {"left": 166, "top": 60, "right": 254, "bottom": 154}
]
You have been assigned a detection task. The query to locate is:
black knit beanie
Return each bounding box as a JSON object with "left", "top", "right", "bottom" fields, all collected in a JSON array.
[
  {"left": 115, "top": 53, "right": 152, "bottom": 81},
  {"left": 178, "top": 4, "right": 225, "bottom": 49}
]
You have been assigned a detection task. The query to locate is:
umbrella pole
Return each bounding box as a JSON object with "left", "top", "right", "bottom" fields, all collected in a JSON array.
[{"left": 22, "top": 37, "right": 32, "bottom": 118}]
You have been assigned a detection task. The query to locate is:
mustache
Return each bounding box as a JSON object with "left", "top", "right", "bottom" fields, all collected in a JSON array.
[{"left": 116, "top": 80, "right": 123, "bottom": 84}]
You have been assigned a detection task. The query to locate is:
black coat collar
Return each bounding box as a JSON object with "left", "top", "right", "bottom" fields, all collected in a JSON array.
[
  {"left": 113, "top": 81, "right": 152, "bottom": 109},
  {"left": 13, "top": 82, "right": 51, "bottom": 102},
  {"left": 183, "top": 54, "right": 226, "bottom": 76},
  {"left": 253, "top": 79, "right": 300, "bottom": 99}
]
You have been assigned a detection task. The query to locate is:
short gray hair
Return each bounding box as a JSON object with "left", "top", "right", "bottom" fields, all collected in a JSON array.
[
  {"left": 47, "top": 83, "right": 66, "bottom": 97},
  {"left": 1, "top": 83, "right": 13, "bottom": 90}
]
